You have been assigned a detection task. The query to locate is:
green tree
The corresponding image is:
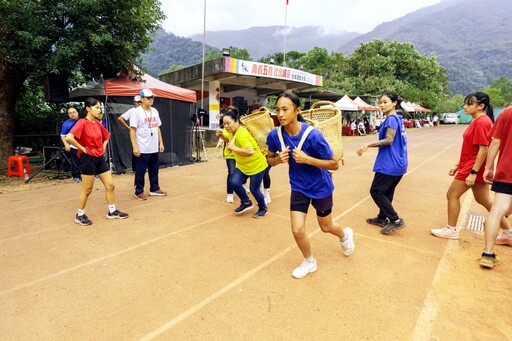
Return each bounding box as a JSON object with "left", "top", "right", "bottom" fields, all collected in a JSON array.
[
  {"left": 483, "top": 76, "right": 512, "bottom": 107},
  {"left": 204, "top": 46, "right": 252, "bottom": 62},
  {"left": 325, "top": 40, "right": 448, "bottom": 109},
  {"left": 435, "top": 94, "right": 465, "bottom": 113},
  {"left": 0, "top": 0, "right": 164, "bottom": 168}
]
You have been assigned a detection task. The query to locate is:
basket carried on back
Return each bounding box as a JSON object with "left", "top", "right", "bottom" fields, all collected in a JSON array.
[
  {"left": 300, "top": 101, "right": 344, "bottom": 164},
  {"left": 239, "top": 107, "right": 274, "bottom": 153}
]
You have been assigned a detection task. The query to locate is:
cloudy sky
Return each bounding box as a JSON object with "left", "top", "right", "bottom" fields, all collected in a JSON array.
[{"left": 161, "top": 0, "right": 442, "bottom": 37}]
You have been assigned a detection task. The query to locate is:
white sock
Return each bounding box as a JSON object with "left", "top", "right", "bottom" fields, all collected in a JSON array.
[
  {"left": 340, "top": 233, "right": 348, "bottom": 242},
  {"left": 503, "top": 228, "right": 512, "bottom": 234},
  {"left": 108, "top": 204, "right": 116, "bottom": 213},
  {"left": 77, "top": 208, "right": 85, "bottom": 216},
  {"left": 446, "top": 224, "right": 456, "bottom": 230},
  {"left": 306, "top": 256, "right": 315, "bottom": 263},
  {"left": 263, "top": 188, "right": 270, "bottom": 195}
]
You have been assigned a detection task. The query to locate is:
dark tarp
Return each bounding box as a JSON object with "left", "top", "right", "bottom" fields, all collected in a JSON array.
[{"left": 69, "top": 74, "right": 197, "bottom": 173}]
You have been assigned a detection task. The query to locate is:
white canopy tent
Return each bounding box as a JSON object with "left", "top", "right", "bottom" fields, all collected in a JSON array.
[
  {"left": 334, "top": 95, "right": 359, "bottom": 111},
  {"left": 353, "top": 97, "right": 380, "bottom": 111}
]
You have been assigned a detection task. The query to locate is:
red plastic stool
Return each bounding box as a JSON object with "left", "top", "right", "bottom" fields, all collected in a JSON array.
[{"left": 7, "top": 155, "right": 32, "bottom": 178}]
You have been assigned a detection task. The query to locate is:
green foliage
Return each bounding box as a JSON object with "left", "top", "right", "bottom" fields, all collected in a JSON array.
[
  {"left": 204, "top": 50, "right": 222, "bottom": 61},
  {"left": 1, "top": 0, "right": 165, "bottom": 83},
  {"left": 204, "top": 46, "right": 252, "bottom": 62},
  {"left": 435, "top": 94, "right": 465, "bottom": 113},
  {"left": 14, "top": 85, "right": 57, "bottom": 135},
  {"left": 285, "top": 40, "right": 449, "bottom": 110},
  {"left": 0, "top": 0, "right": 166, "bottom": 162},
  {"left": 227, "top": 47, "right": 252, "bottom": 61},
  {"left": 482, "top": 76, "right": 512, "bottom": 107},
  {"left": 339, "top": 0, "right": 512, "bottom": 95}
]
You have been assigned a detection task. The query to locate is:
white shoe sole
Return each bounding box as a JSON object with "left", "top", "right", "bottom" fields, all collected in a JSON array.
[
  {"left": 341, "top": 227, "right": 355, "bottom": 256},
  {"left": 292, "top": 265, "right": 317, "bottom": 279},
  {"left": 149, "top": 192, "right": 167, "bottom": 196}
]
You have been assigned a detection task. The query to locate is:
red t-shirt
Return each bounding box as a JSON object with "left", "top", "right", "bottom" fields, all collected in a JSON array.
[
  {"left": 70, "top": 118, "right": 110, "bottom": 157},
  {"left": 490, "top": 107, "right": 512, "bottom": 183},
  {"left": 455, "top": 115, "right": 492, "bottom": 182}
]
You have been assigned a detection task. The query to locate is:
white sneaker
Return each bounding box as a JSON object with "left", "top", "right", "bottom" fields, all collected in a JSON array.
[
  {"left": 224, "top": 194, "right": 234, "bottom": 203},
  {"left": 431, "top": 226, "right": 459, "bottom": 240},
  {"left": 292, "top": 258, "right": 317, "bottom": 279},
  {"left": 340, "top": 227, "right": 355, "bottom": 256},
  {"left": 264, "top": 194, "right": 271, "bottom": 204}
]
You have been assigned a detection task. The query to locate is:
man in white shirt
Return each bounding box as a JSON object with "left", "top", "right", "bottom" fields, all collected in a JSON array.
[
  {"left": 118, "top": 95, "right": 142, "bottom": 130},
  {"left": 129, "top": 89, "right": 167, "bottom": 200}
]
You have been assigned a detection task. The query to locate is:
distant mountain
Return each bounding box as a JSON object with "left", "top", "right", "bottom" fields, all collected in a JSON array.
[
  {"left": 190, "top": 26, "right": 360, "bottom": 60},
  {"left": 338, "top": 0, "right": 512, "bottom": 94},
  {"left": 142, "top": 0, "right": 512, "bottom": 95},
  {"left": 140, "top": 29, "right": 219, "bottom": 76}
]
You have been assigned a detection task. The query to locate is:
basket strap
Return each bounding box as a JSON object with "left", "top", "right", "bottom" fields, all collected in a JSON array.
[
  {"left": 297, "top": 126, "right": 314, "bottom": 151},
  {"left": 277, "top": 125, "right": 314, "bottom": 151},
  {"left": 277, "top": 126, "right": 286, "bottom": 151}
]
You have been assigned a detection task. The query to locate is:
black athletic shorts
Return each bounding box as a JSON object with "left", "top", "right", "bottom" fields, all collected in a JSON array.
[
  {"left": 290, "top": 190, "right": 333, "bottom": 217},
  {"left": 491, "top": 180, "right": 512, "bottom": 195},
  {"left": 79, "top": 154, "right": 110, "bottom": 176}
]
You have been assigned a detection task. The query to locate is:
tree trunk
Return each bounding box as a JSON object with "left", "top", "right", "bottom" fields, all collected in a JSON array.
[{"left": 0, "top": 54, "right": 25, "bottom": 171}]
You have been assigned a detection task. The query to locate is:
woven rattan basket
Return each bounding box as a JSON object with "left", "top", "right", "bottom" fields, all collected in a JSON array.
[
  {"left": 300, "top": 101, "right": 344, "bottom": 164},
  {"left": 239, "top": 107, "right": 274, "bottom": 152}
]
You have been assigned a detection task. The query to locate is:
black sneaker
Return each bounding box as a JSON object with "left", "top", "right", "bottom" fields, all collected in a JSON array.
[
  {"left": 107, "top": 210, "right": 129, "bottom": 219},
  {"left": 366, "top": 216, "right": 388, "bottom": 227},
  {"left": 75, "top": 214, "right": 92, "bottom": 226},
  {"left": 380, "top": 218, "right": 405, "bottom": 234},
  {"left": 234, "top": 201, "right": 254, "bottom": 214},
  {"left": 252, "top": 209, "right": 268, "bottom": 219}
]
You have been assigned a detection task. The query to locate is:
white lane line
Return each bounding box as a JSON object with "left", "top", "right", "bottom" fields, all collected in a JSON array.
[
  {"left": 140, "top": 140, "right": 463, "bottom": 340},
  {"left": 412, "top": 193, "right": 473, "bottom": 339},
  {"left": 139, "top": 197, "right": 369, "bottom": 341},
  {"left": 0, "top": 212, "right": 232, "bottom": 297}
]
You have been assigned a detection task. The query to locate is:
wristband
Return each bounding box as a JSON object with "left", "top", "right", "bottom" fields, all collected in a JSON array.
[{"left": 470, "top": 169, "right": 478, "bottom": 175}]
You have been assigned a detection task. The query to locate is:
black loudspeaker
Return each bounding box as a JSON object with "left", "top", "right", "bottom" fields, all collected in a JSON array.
[
  {"left": 232, "top": 96, "right": 245, "bottom": 116},
  {"left": 43, "top": 74, "right": 69, "bottom": 103}
]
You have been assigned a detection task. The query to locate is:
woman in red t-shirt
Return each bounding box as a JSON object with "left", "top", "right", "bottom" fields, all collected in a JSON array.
[
  {"left": 66, "top": 97, "right": 128, "bottom": 226},
  {"left": 431, "top": 92, "right": 512, "bottom": 240}
]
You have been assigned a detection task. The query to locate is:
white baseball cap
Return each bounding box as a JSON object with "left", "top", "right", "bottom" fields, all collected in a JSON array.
[
  {"left": 133, "top": 95, "right": 141, "bottom": 102},
  {"left": 140, "top": 88, "right": 155, "bottom": 98}
]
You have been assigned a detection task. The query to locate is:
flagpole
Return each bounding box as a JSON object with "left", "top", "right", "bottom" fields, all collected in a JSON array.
[
  {"left": 201, "top": 0, "right": 206, "bottom": 110},
  {"left": 283, "top": 0, "right": 287, "bottom": 66}
]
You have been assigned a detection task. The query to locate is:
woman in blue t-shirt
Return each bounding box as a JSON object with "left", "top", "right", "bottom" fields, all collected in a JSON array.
[
  {"left": 266, "top": 91, "right": 355, "bottom": 279},
  {"left": 357, "top": 91, "right": 408, "bottom": 235}
]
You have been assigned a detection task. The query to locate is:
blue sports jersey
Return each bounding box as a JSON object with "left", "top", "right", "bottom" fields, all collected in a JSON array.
[
  {"left": 267, "top": 122, "right": 334, "bottom": 199},
  {"left": 374, "top": 114, "right": 408, "bottom": 176},
  {"left": 60, "top": 118, "right": 78, "bottom": 135}
]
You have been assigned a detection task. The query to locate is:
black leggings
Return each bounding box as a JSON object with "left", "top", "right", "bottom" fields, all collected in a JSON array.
[{"left": 369, "top": 172, "right": 403, "bottom": 221}]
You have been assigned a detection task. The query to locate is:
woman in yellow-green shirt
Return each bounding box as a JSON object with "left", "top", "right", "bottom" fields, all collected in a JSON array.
[
  {"left": 222, "top": 109, "right": 268, "bottom": 218},
  {"left": 216, "top": 119, "right": 236, "bottom": 203}
]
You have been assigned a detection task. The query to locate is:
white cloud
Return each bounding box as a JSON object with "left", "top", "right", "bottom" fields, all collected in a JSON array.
[{"left": 161, "top": 0, "right": 442, "bottom": 37}]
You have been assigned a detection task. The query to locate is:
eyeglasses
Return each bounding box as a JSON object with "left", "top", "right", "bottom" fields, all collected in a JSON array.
[{"left": 145, "top": 96, "right": 154, "bottom": 100}]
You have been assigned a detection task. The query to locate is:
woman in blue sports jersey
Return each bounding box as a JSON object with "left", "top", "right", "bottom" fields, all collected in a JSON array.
[
  {"left": 357, "top": 91, "right": 408, "bottom": 235},
  {"left": 266, "top": 91, "right": 355, "bottom": 279}
]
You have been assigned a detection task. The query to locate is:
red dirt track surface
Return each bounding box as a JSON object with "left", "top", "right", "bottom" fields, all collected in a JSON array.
[{"left": 1, "top": 125, "right": 511, "bottom": 340}]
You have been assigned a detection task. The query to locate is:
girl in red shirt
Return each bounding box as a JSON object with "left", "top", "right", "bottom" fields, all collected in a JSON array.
[
  {"left": 66, "top": 98, "right": 128, "bottom": 226},
  {"left": 431, "top": 92, "right": 512, "bottom": 240}
]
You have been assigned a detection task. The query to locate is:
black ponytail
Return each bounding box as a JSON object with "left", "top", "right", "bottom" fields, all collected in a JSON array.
[{"left": 465, "top": 92, "right": 493, "bottom": 123}]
